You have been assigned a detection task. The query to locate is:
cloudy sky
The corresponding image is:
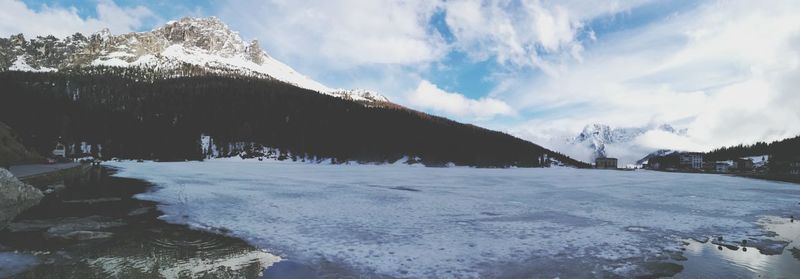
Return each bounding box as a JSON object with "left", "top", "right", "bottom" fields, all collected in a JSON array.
[{"left": 3, "top": 0, "right": 799, "bottom": 157}]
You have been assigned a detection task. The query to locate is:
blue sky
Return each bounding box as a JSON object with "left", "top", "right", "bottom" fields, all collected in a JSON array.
[
  {"left": 9, "top": 0, "right": 691, "bottom": 100},
  {"left": 11, "top": 0, "right": 666, "bottom": 99},
  {"left": 3, "top": 0, "right": 800, "bottom": 163},
  {"left": 19, "top": 0, "right": 212, "bottom": 21}
]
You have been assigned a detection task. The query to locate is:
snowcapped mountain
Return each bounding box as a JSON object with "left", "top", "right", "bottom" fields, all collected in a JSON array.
[
  {"left": 568, "top": 123, "right": 688, "bottom": 164},
  {"left": 0, "top": 17, "right": 388, "bottom": 103}
]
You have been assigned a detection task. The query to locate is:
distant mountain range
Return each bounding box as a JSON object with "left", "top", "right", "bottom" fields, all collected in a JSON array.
[
  {"left": 0, "top": 17, "right": 588, "bottom": 168},
  {"left": 567, "top": 123, "right": 688, "bottom": 165}
]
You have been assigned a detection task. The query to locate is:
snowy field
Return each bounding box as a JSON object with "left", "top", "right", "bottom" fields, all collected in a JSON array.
[{"left": 107, "top": 160, "right": 800, "bottom": 278}]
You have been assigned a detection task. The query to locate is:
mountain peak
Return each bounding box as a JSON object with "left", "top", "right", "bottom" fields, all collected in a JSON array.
[
  {"left": 162, "top": 16, "right": 230, "bottom": 32},
  {"left": 568, "top": 123, "right": 689, "bottom": 163},
  {"left": 94, "top": 27, "right": 112, "bottom": 38},
  {"left": 0, "top": 16, "right": 389, "bottom": 103},
  {"left": 154, "top": 16, "right": 247, "bottom": 58}
]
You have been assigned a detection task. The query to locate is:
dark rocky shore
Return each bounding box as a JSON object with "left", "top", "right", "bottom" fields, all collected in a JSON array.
[{"left": 0, "top": 166, "right": 277, "bottom": 278}]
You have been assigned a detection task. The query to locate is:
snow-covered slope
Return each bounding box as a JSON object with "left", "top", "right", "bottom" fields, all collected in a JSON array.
[{"left": 0, "top": 17, "right": 388, "bottom": 103}]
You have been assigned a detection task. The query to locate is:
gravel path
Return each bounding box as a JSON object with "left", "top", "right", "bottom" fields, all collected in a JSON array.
[{"left": 8, "top": 162, "right": 81, "bottom": 178}]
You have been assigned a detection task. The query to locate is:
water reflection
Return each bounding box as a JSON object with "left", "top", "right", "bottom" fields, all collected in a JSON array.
[
  {"left": 82, "top": 230, "right": 280, "bottom": 278},
  {"left": 676, "top": 216, "right": 800, "bottom": 278},
  {"left": 0, "top": 166, "right": 280, "bottom": 278}
]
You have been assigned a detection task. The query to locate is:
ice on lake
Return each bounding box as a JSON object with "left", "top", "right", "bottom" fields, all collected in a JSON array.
[{"left": 107, "top": 160, "right": 800, "bottom": 278}]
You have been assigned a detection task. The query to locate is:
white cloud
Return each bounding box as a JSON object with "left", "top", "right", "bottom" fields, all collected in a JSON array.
[
  {"left": 219, "top": 0, "right": 446, "bottom": 69},
  {"left": 213, "top": 0, "right": 656, "bottom": 126},
  {"left": 216, "top": 1, "right": 651, "bottom": 91},
  {"left": 443, "top": 0, "right": 650, "bottom": 70},
  {"left": 216, "top": 0, "right": 455, "bottom": 110},
  {"left": 0, "top": 0, "right": 157, "bottom": 37},
  {"left": 408, "top": 80, "right": 514, "bottom": 120},
  {"left": 506, "top": 0, "right": 800, "bottom": 160}
]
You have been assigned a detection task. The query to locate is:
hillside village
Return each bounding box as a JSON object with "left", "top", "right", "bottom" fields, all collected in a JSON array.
[
  {"left": 584, "top": 132, "right": 800, "bottom": 183},
  {"left": 639, "top": 151, "right": 800, "bottom": 182}
]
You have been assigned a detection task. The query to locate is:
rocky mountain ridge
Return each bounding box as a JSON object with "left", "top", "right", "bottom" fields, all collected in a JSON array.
[{"left": 0, "top": 17, "right": 388, "bottom": 103}]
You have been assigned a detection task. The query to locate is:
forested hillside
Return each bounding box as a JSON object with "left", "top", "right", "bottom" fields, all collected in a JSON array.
[
  {"left": 0, "top": 70, "right": 588, "bottom": 168},
  {"left": 706, "top": 135, "right": 800, "bottom": 161}
]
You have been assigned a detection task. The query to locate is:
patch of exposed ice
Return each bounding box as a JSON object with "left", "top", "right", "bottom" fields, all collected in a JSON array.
[{"left": 106, "top": 161, "right": 800, "bottom": 278}]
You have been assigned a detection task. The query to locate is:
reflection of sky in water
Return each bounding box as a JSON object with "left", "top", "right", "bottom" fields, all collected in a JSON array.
[
  {"left": 678, "top": 217, "right": 800, "bottom": 278},
  {"left": 86, "top": 249, "right": 279, "bottom": 278},
  {"left": 0, "top": 252, "right": 39, "bottom": 278},
  {"left": 78, "top": 224, "right": 282, "bottom": 278},
  {"left": 2, "top": 167, "right": 280, "bottom": 279}
]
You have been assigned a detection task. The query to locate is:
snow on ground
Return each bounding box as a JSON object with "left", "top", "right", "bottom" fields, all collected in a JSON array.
[
  {"left": 107, "top": 161, "right": 800, "bottom": 278},
  {"left": 745, "top": 155, "right": 770, "bottom": 167}
]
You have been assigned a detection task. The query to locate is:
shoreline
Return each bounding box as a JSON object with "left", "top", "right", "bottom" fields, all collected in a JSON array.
[
  {"left": 732, "top": 173, "right": 800, "bottom": 185},
  {"left": 8, "top": 162, "right": 84, "bottom": 180},
  {"left": 0, "top": 166, "right": 279, "bottom": 278},
  {"left": 642, "top": 168, "right": 800, "bottom": 185}
]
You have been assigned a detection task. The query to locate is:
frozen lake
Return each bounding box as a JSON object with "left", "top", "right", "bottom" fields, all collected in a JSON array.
[{"left": 108, "top": 160, "right": 800, "bottom": 278}]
